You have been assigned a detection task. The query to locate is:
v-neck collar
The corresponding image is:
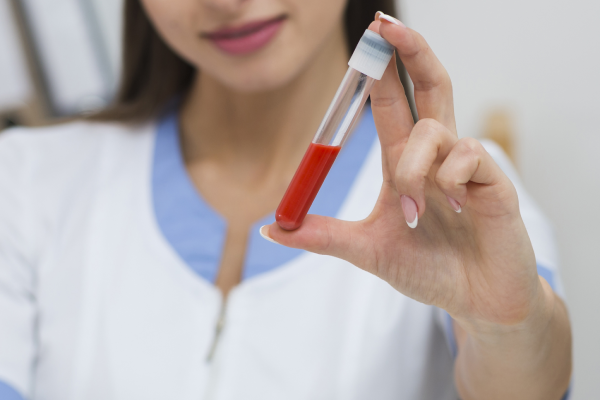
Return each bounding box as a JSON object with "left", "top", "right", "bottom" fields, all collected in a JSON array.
[{"left": 151, "top": 106, "right": 378, "bottom": 284}]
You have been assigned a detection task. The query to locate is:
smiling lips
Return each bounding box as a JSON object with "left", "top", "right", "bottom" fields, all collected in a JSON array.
[{"left": 204, "top": 16, "right": 287, "bottom": 56}]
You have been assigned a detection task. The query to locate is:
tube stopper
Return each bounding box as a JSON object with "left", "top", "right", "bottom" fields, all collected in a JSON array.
[{"left": 348, "top": 30, "right": 395, "bottom": 80}]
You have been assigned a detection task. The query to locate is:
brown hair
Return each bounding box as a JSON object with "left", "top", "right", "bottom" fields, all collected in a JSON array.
[{"left": 94, "top": 0, "right": 415, "bottom": 122}]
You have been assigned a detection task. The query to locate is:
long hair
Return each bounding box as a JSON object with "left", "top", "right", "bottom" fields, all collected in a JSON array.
[{"left": 94, "top": 0, "right": 415, "bottom": 122}]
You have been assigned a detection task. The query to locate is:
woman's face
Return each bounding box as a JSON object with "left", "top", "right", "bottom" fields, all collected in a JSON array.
[{"left": 141, "top": 0, "right": 349, "bottom": 92}]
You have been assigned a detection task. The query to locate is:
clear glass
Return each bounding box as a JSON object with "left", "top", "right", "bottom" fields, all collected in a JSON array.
[
  {"left": 312, "top": 67, "right": 375, "bottom": 147},
  {"left": 275, "top": 66, "right": 376, "bottom": 230}
]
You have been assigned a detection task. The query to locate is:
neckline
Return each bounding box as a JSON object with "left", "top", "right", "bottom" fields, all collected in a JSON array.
[{"left": 151, "top": 107, "right": 378, "bottom": 284}]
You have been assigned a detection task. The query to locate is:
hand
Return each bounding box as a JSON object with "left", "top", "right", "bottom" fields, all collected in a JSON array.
[
  {"left": 263, "top": 16, "right": 572, "bottom": 399},
  {"left": 264, "top": 16, "right": 546, "bottom": 331}
]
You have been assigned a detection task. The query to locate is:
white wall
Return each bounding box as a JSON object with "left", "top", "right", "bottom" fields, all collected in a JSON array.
[
  {"left": 18, "top": 0, "right": 111, "bottom": 115},
  {"left": 87, "top": 0, "right": 123, "bottom": 88},
  {"left": 400, "top": 0, "right": 600, "bottom": 398},
  {"left": 0, "top": 0, "right": 31, "bottom": 111}
]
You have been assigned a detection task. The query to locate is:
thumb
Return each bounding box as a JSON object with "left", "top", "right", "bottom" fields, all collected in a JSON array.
[{"left": 260, "top": 215, "right": 367, "bottom": 265}]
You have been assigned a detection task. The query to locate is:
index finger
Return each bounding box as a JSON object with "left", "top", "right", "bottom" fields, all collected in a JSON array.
[
  {"left": 377, "top": 15, "right": 457, "bottom": 134},
  {"left": 367, "top": 28, "right": 415, "bottom": 170}
]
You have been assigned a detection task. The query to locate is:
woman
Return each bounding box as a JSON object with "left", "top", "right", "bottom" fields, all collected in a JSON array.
[{"left": 0, "top": 0, "right": 572, "bottom": 399}]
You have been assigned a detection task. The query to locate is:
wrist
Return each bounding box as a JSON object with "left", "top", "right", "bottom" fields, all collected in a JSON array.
[
  {"left": 456, "top": 276, "right": 556, "bottom": 343},
  {"left": 454, "top": 281, "right": 571, "bottom": 400}
]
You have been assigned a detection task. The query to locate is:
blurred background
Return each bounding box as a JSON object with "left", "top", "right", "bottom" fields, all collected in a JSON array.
[{"left": 0, "top": 0, "right": 598, "bottom": 397}]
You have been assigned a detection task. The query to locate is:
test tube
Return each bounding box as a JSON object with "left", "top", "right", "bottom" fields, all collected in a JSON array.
[{"left": 276, "top": 30, "right": 395, "bottom": 231}]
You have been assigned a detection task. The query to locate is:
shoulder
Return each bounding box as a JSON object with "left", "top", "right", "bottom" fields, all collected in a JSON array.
[
  {"left": 0, "top": 119, "right": 156, "bottom": 237},
  {"left": 0, "top": 119, "right": 155, "bottom": 192},
  {"left": 0, "top": 119, "right": 154, "bottom": 170}
]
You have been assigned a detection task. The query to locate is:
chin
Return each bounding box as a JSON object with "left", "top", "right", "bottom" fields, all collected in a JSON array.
[
  {"left": 211, "top": 71, "right": 295, "bottom": 93},
  {"left": 224, "top": 71, "right": 296, "bottom": 93},
  {"left": 202, "top": 48, "right": 311, "bottom": 93}
]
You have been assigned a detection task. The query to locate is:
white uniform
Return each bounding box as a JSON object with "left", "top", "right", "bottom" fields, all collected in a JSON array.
[{"left": 0, "top": 118, "right": 563, "bottom": 400}]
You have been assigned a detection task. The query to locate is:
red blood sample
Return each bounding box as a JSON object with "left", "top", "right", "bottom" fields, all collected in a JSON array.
[{"left": 276, "top": 142, "right": 341, "bottom": 231}]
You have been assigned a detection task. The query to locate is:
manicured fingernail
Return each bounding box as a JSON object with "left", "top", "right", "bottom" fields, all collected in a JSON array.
[
  {"left": 446, "top": 196, "right": 462, "bottom": 213},
  {"left": 376, "top": 12, "right": 405, "bottom": 27},
  {"left": 400, "top": 195, "right": 418, "bottom": 229},
  {"left": 260, "top": 225, "right": 280, "bottom": 245}
]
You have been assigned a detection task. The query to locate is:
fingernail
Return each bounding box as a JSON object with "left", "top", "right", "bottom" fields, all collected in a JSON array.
[
  {"left": 260, "top": 225, "right": 280, "bottom": 245},
  {"left": 446, "top": 196, "right": 462, "bottom": 213},
  {"left": 400, "top": 195, "right": 418, "bottom": 229},
  {"left": 377, "top": 12, "right": 405, "bottom": 27}
]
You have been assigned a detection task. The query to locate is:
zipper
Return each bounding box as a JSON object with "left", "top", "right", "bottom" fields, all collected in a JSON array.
[
  {"left": 203, "top": 300, "right": 227, "bottom": 400},
  {"left": 206, "top": 300, "right": 227, "bottom": 363}
]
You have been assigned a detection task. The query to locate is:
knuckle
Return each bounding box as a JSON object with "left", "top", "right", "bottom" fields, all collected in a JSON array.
[
  {"left": 401, "top": 32, "right": 426, "bottom": 58},
  {"left": 396, "top": 167, "right": 424, "bottom": 192},
  {"left": 404, "top": 42, "right": 423, "bottom": 58},
  {"left": 434, "top": 172, "right": 454, "bottom": 190},
  {"left": 322, "top": 219, "right": 334, "bottom": 252},
  {"left": 313, "top": 218, "right": 334, "bottom": 254},
  {"left": 370, "top": 95, "right": 403, "bottom": 109},
  {"left": 413, "top": 118, "right": 444, "bottom": 139},
  {"left": 407, "top": 173, "right": 423, "bottom": 189},
  {"left": 458, "top": 137, "right": 484, "bottom": 156},
  {"left": 415, "top": 68, "right": 452, "bottom": 92},
  {"left": 415, "top": 117, "right": 442, "bottom": 131},
  {"left": 441, "top": 72, "right": 453, "bottom": 89},
  {"left": 412, "top": 119, "right": 453, "bottom": 149},
  {"left": 423, "top": 70, "right": 452, "bottom": 91}
]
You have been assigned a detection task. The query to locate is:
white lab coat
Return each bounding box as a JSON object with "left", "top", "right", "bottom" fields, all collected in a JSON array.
[{"left": 0, "top": 120, "right": 562, "bottom": 400}]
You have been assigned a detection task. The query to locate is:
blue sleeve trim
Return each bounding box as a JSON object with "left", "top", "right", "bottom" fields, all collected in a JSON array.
[
  {"left": 562, "top": 386, "right": 571, "bottom": 400},
  {"left": 444, "top": 311, "right": 458, "bottom": 358},
  {"left": 0, "top": 381, "right": 24, "bottom": 400},
  {"left": 537, "top": 264, "right": 556, "bottom": 290}
]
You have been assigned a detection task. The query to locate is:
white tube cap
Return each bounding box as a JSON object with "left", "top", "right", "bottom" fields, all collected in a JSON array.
[{"left": 348, "top": 30, "right": 395, "bottom": 80}]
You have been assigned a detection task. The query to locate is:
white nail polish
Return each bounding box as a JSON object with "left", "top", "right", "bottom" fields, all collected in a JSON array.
[
  {"left": 446, "top": 196, "right": 462, "bottom": 214},
  {"left": 401, "top": 195, "right": 419, "bottom": 229},
  {"left": 406, "top": 214, "right": 418, "bottom": 229},
  {"left": 260, "top": 225, "right": 280, "bottom": 245},
  {"left": 378, "top": 13, "right": 404, "bottom": 27}
]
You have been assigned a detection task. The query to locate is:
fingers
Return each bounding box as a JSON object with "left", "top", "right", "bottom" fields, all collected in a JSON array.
[
  {"left": 261, "top": 215, "right": 368, "bottom": 266},
  {"left": 370, "top": 57, "right": 416, "bottom": 177},
  {"left": 370, "top": 55, "right": 415, "bottom": 146},
  {"left": 378, "top": 17, "right": 456, "bottom": 134},
  {"left": 435, "top": 138, "right": 518, "bottom": 216},
  {"left": 366, "top": 21, "right": 415, "bottom": 179},
  {"left": 391, "top": 123, "right": 518, "bottom": 226},
  {"left": 394, "top": 119, "right": 457, "bottom": 219}
]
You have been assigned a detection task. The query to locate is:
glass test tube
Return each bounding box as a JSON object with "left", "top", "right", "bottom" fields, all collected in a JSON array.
[{"left": 276, "top": 30, "right": 394, "bottom": 231}]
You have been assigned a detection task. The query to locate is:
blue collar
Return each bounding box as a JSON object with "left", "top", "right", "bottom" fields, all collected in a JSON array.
[{"left": 152, "top": 107, "right": 377, "bottom": 283}]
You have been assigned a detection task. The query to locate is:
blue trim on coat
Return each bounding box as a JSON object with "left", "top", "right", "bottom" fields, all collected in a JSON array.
[
  {"left": 152, "top": 107, "right": 377, "bottom": 283},
  {"left": 0, "top": 381, "right": 24, "bottom": 400}
]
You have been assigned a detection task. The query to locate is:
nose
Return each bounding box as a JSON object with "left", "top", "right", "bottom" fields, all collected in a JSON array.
[{"left": 203, "top": 0, "right": 250, "bottom": 15}]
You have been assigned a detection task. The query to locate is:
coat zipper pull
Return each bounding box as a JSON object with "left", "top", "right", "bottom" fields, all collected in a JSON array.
[{"left": 206, "top": 302, "right": 227, "bottom": 363}]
